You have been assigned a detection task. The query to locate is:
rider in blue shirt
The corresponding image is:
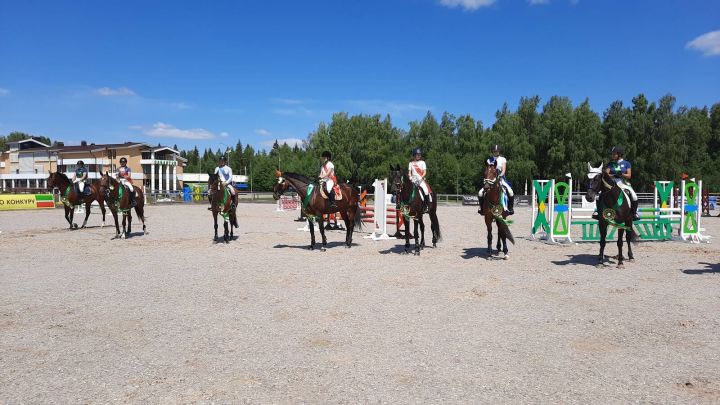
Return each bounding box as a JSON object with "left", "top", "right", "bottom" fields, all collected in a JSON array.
[{"left": 593, "top": 146, "right": 639, "bottom": 221}]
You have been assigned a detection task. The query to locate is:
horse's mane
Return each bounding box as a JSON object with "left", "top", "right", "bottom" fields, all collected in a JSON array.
[
  {"left": 283, "top": 172, "right": 314, "bottom": 184},
  {"left": 53, "top": 171, "right": 71, "bottom": 183}
]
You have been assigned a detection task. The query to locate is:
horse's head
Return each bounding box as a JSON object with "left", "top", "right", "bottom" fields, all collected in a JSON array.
[
  {"left": 388, "top": 164, "right": 404, "bottom": 195},
  {"left": 99, "top": 172, "right": 115, "bottom": 196},
  {"left": 585, "top": 162, "right": 604, "bottom": 202},
  {"left": 207, "top": 172, "right": 221, "bottom": 193},
  {"left": 47, "top": 171, "right": 59, "bottom": 188},
  {"left": 483, "top": 159, "right": 498, "bottom": 190},
  {"left": 272, "top": 170, "right": 288, "bottom": 200}
]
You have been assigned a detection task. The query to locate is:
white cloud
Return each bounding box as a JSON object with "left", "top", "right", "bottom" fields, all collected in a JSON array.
[
  {"left": 172, "top": 102, "right": 193, "bottom": 110},
  {"left": 255, "top": 129, "right": 272, "bottom": 136},
  {"left": 272, "top": 98, "right": 304, "bottom": 105},
  {"left": 528, "top": 0, "right": 550, "bottom": 4},
  {"left": 439, "top": 0, "right": 495, "bottom": 11},
  {"left": 219, "top": 132, "right": 229, "bottom": 138},
  {"left": 261, "top": 138, "right": 305, "bottom": 149},
  {"left": 273, "top": 107, "right": 314, "bottom": 116},
  {"left": 687, "top": 30, "right": 720, "bottom": 56},
  {"left": 141, "top": 122, "right": 216, "bottom": 140},
  {"left": 0, "top": 88, "right": 9, "bottom": 96},
  {"left": 96, "top": 86, "right": 136, "bottom": 96},
  {"left": 345, "top": 99, "right": 432, "bottom": 116}
]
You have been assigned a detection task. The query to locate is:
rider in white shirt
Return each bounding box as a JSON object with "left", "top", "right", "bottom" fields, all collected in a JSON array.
[
  {"left": 214, "top": 156, "right": 237, "bottom": 209},
  {"left": 408, "top": 147, "right": 431, "bottom": 213},
  {"left": 478, "top": 144, "right": 514, "bottom": 215},
  {"left": 319, "top": 151, "right": 337, "bottom": 210}
]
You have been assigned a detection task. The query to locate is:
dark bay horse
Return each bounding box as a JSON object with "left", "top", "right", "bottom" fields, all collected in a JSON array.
[
  {"left": 273, "top": 170, "right": 362, "bottom": 251},
  {"left": 389, "top": 165, "right": 441, "bottom": 255},
  {"left": 481, "top": 162, "right": 515, "bottom": 258},
  {"left": 208, "top": 173, "right": 238, "bottom": 243},
  {"left": 99, "top": 173, "right": 146, "bottom": 239},
  {"left": 47, "top": 171, "right": 107, "bottom": 229},
  {"left": 585, "top": 163, "right": 637, "bottom": 268}
]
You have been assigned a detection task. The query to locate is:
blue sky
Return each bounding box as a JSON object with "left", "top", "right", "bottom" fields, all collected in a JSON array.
[{"left": 1, "top": 0, "right": 719, "bottom": 152}]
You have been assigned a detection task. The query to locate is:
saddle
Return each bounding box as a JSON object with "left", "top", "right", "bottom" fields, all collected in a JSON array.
[{"left": 319, "top": 183, "right": 343, "bottom": 201}]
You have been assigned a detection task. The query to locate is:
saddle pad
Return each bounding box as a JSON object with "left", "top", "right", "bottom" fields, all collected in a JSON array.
[{"left": 320, "top": 185, "right": 343, "bottom": 201}]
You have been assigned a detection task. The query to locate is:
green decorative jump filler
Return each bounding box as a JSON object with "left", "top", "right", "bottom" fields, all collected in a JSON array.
[
  {"left": 531, "top": 180, "right": 552, "bottom": 237},
  {"left": 552, "top": 181, "right": 571, "bottom": 238},
  {"left": 530, "top": 178, "right": 709, "bottom": 244}
]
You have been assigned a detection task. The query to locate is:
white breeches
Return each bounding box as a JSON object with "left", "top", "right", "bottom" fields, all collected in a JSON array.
[
  {"left": 414, "top": 180, "right": 431, "bottom": 201},
  {"left": 224, "top": 182, "right": 236, "bottom": 195},
  {"left": 616, "top": 180, "right": 637, "bottom": 201},
  {"left": 120, "top": 179, "right": 134, "bottom": 192},
  {"left": 74, "top": 179, "right": 85, "bottom": 192},
  {"left": 322, "top": 179, "right": 335, "bottom": 193},
  {"left": 478, "top": 178, "right": 513, "bottom": 197}
]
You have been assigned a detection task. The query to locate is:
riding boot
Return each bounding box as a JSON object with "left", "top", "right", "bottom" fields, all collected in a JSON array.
[
  {"left": 231, "top": 194, "right": 237, "bottom": 211},
  {"left": 129, "top": 190, "right": 137, "bottom": 207},
  {"left": 477, "top": 196, "right": 484, "bottom": 214},
  {"left": 507, "top": 195, "right": 515, "bottom": 215},
  {"left": 420, "top": 190, "right": 429, "bottom": 213},
  {"left": 631, "top": 199, "right": 640, "bottom": 221},
  {"left": 328, "top": 191, "right": 337, "bottom": 211}
]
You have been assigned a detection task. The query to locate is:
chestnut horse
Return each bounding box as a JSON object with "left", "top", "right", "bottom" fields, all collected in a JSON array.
[
  {"left": 389, "top": 164, "right": 442, "bottom": 255},
  {"left": 47, "top": 171, "right": 107, "bottom": 229},
  {"left": 481, "top": 162, "right": 514, "bottom": 258},
  {"left": 99, "top": 172, "right": 146, "bottom": 239},
  {"left": 273, "top": 170, "right": 362, "bottom": 251},
  {"left": 208, "top": 173, "right": 238, "bottom": 243}
]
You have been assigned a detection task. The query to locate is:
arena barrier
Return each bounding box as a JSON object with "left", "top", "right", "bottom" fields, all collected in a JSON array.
[
  {"left": 361, "top": 179, "right": 405, "bottom": 241},
  {"left": 276, "top": 195, "right": 301, "bottom": 212},
  {"left": 531, "top": 178, "right": 709, "bottom": 244}
]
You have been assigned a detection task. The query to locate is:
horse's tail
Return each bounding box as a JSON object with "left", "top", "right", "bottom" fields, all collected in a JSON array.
[
  {"left": 429, "top": 208, "right": 442, "bottom": 242},
  {"left": 496, "top": 218, "right": 515, "bottom": 244},
  {"left": 352, "top": 189, "right": 364, "bottom": 231}
]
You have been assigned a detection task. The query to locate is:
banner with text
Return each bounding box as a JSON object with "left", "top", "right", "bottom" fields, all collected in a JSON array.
[{"left": 0, "top": 194, "right": 55, "bottom": 211}]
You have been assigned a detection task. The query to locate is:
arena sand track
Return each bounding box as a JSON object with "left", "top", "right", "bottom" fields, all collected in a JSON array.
[{"left": 1, "top": 203, "right": 719, "bottom": 403}]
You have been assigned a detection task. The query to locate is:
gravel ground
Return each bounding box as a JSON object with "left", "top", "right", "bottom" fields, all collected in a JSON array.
[{"left": 1, "top": 203, "right": 719, "bottom": 404}]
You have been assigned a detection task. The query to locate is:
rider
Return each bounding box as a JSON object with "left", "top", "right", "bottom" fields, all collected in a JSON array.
[
  {"left": 596, "top": 145, "right": 640, "bottom": 221},
  {"left": 478, "top": 144, "right": 514, "bottom": 215},
  {"left": 116, "top": 157, "right": 137, "bottom": 207},
  {"left": 408, "top": 147, "right": 431, "bottom": 213},
  {"left": 214, "top": 156, "right": 237, "bottom": 210},
  {"left": 72, "top": 160, "right": 88, "bottom": 196},
  {"left": 319, "top": 151, "right": 337, "bottom": 210}
]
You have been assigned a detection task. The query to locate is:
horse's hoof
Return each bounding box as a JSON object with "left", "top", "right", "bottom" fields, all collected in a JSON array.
[
  {"left": 502, "top": 253, "right": 509, "bottom": 260},
  {"left": 617, "top": 263, "right": 624, "bottom": 269},
  {"left": 345, "top": 244, "right": 351, "bottom": 249},
  {"left": 433, "top": 243, "right": 437, "bottom": 248},
  {"left": 628, "top": 258, "right": 635, "bottom": 263},
  {"left": 73, "top": 223, "right": 78, "bottom": 229},
  {"left": 320, "top": 246, "right": 327, "bottom": 252}
]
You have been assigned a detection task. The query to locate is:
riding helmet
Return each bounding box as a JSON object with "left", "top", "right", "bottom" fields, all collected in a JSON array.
[
  {"left": 490, "top": 144, "right": 502, "bottom": 153},
  {"left": 611, "top": 146, "right": 625, "bottom": 155},
  {"left": 321, "top": 151, "right": 332, "bottom": 160},
  {"left": 219, "top": 155, "right": 227, "bottom": 162},
  {"left": 411, "top": 147, "right": 422, "bottom": 156},
  {"left": 119, "top": 157, "right": 127, "bottom": 164},
  {"left": 77, "top": 160, "right": 84, "bottom": 165}
]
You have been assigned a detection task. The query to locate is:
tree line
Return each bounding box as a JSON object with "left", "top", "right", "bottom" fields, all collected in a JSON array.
[
  {"left": 5, "top": 93, "right": 719, "bottom": 193},
  {"left": 181, "top": 93, "right": 720, "bottom": 193}
]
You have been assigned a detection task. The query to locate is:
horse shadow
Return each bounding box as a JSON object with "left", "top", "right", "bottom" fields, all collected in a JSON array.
[
  {"left": 551, "top": 254, "right": 604, "bottom": 267},
  {"left": 461, "top": 247, "right": 486, "bottom": 260},
  {"left": 682, "top": 262, "right": 720, "bottom": 275},
  {"left": 273, "top": 241, "right": 358, "bottom": 250}
]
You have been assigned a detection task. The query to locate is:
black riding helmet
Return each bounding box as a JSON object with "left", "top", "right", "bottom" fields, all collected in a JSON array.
[
  {"left": 611, "top": 146, "right": 624, "bottom": 156},
  {"left": 119, "top": 157, "right": 128, "bottom": 164},
  {"left": 411, "top": 147, "right": 422, "bottom": 156},
  {"left": 77, "top": 160, "right": 85, "bottom": 165},
  {"left": 219, "top": 156, "right": 227, "bottom": 163},
  {"left": 321, "top": 151, "right": 332, "bottom": 160},
  {"left": 490, "top": 144, "right": 502, "bottom": 153}
]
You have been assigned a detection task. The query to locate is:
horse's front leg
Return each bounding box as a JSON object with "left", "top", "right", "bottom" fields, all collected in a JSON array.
[
  {"left": 127, "top": 212, "right": 133, "bottom": 236},
  {"left": 419, "top": 217, "right": 426, "bottom": 249},
  {"left": 111, "top": 210, "right": 120, "bottom": 239},
  {"left": 626, "top": 225, "right": 635, "bottom": 262},
  {"left": 81, "top": 202, "right": 91, "bottom": 228},
  {"left": 598, "top": 220, "right": 607, "bottom": 265},
  {"left": 99, "top": 202, "right": 106, "bottom": 227},
  {"left": 486, "top": 217, "right": 493, "bottom": 256},
  {"left": 318, "top": 217, "right": 328, "bottom": 251},
  {"left": 64, "top": 206, "right": 73, "bottom": 229},
  {"left": 223, "top": 217, "right": 229, "bottom": 244},
  {"left": 308, "top": 218, "right": 316, "bottom": 250},
  {"left": 213, "top": 211, "right": 219, "bottom": 241},
  {"left": 404, "top": 215, "right": 411, "bottom": 254},
  {"left": 616, "top": 229, "right": 625, "bottom": 268},
  {"left": 413, "top": 219, "right": 420, "bottom": 255},
  {"left": 121, "top": 213, "right": 127, "bottom": 239}
]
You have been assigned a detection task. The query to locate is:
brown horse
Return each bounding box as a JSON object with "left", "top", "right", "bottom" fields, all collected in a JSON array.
[
  {"left": 389, "top": 164, "right": 442, "bottom": 255},
  {"left": 47, "top": 171, "right": 107, "bottom": 229},
  {"left": 481, "top": 162, "right": 514, "bottom": 258},
  {"left": 99, "top": 172, "right": 146, "bottom": 239},
  {"left": 273, "top": 170, "right": 363, "bottom": 251},
  {"left": 585, "top": 163, "right": 637, "bottom": 268},
  {"left": 208, "top": 173, "right": 238, "bottom": 243}
]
